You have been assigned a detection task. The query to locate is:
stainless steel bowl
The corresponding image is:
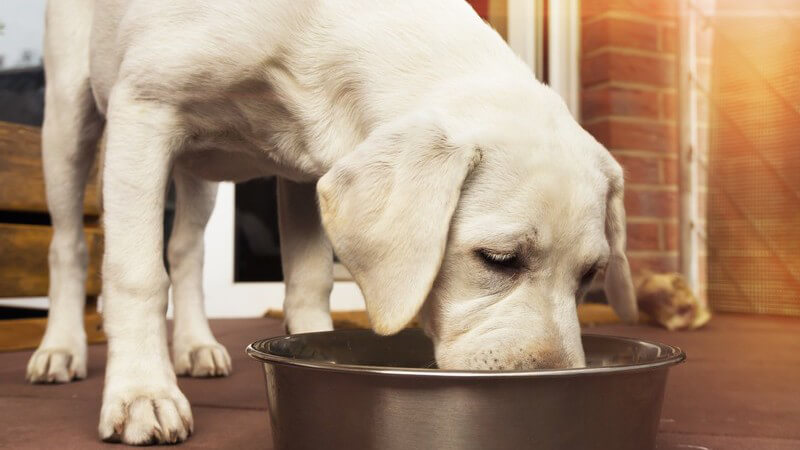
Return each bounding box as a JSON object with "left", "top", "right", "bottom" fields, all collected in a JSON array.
[{"left": 247, "top": 329, "right": 684, "bottom": 450}]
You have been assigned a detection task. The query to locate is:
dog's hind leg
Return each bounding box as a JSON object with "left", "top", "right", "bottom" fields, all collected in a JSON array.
[
  {"left": 168, "top": 169, "right": 231, "bottom": 377},
  {"left": 278, "top": 178, "right": 335, "bottom": 333},
  {"left": 26, "top": 0, "right": 103, "bottom": 384}
]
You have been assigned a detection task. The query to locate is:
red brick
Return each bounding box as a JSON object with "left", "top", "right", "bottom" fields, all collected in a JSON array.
[
  {"left": 582, "top": 1, "right": 604, "bottom": 18},
  {"left": 660, "top": 25, "right": 677, "bottom": 53},
  {"left": 582, "top": 89, "right": 609, "bottom": 120},
  {"left": 624, "top": 188, "right": 678, "bottom": 218},
  {"left": 617, "top": 121, "right": 676, "bottom": 152},
  {"left": 626, "top": 222, "right": 660, "bottom": 250},
  {"left": 581, "top": 53, "right": 612, "bottom": 87},
  {"left": 584, "top": 119, "right": 677, "bottom": 152},
  {"left": 663, "top": 222, "right": 679, "bottom": 250},
  {"left": 662, "top": 157, "right": 679, "bottom": 184},
  {"left": 661, "top": 92, "right": 676, "bottom": 120},
  {"left": 581, "top": 51, "right": 676, "bottom": 87},
  {"left": 465, "top": 0, "right": 489, "bottom": 19},
  {"left": 582, "top": 17, "right": 660, "bottom": 53},
  {"left": 612, "top": 154, "right": 661, "bottom": 184},
  {"left": 582, "top": 86, "right": 660, "bottom": 121},
  {"left": 583, "top": 121, "right": 607, "bottom": 147},
  {"left": 582, "top": 19, "right": 608, "bottom": 51},
  {"left": 584, "top": 121, "right": 611, "bottom": 147},
  {"left": 627, "top": 253, "right": 679, "bottom": 275}
]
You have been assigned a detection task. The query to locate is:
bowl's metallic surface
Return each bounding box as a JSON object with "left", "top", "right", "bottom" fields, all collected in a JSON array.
[{"left": 247, "top": 329, "right": 684, "bottom": 450}]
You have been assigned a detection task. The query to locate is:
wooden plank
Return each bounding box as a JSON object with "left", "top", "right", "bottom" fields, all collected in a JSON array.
[
  {"left": 0, "top": 308, "right": 105, "bottom": 352},
  {"left": 0, "top": 121, "right": 100, "bottom": 215},
  {"left": 0, "top": 223, "right": 102, "bottom": 298}
]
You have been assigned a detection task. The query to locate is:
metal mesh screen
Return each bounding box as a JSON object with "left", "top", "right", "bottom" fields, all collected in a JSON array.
[{"left": 706, "top": 1, "right": 800, "bottom": 315}]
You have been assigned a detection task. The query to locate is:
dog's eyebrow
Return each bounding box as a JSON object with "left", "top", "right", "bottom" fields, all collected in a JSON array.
[{"left": 477, "top": 228, "right": 540, "bottom": 253}]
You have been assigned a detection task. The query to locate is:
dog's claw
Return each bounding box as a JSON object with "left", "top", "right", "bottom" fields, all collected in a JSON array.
[
  {"left": 173, "top": 343, "right": 232, "bottom": 377},
  {"left": 26, "top": 347, "right": 86, "bottom": 384},
  {"left": 99, "top": 393, "right": 192, "bottom": 445}
]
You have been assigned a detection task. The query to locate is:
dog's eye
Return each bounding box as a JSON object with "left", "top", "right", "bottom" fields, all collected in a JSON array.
[
  {"left": 580, "top": 266, "right": 598, "bottom": 285},
  {"left": 477, "top": 249, "right": 521, "bottom": 270}
]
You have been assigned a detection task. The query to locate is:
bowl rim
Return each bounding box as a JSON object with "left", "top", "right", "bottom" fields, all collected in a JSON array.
[{"left": 246, "top": 329, "right": 686, "bottom": 378}]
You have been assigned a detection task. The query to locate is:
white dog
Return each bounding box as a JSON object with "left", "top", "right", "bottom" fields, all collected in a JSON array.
[{"left": 27, "top": 0, "right": 638, "bottom": 444}]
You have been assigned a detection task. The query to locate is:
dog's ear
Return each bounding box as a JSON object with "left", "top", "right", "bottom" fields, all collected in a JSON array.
[
  {"left": 317, "top": 115, "right": 480, "bottom": 335},
  {"left": 603, "top": 174, "right": 639, "bottom": 323}
]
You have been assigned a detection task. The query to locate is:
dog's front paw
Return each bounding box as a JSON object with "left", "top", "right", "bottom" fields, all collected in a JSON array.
[
  {"left": 26, "top": 344, "right": 87, "bottom": 383},
  {"left": 99, "top": 386, "right": 193, "bottom": 445},
  {"left": 173, "top": 343, "right": 232, "bottom": 377}
]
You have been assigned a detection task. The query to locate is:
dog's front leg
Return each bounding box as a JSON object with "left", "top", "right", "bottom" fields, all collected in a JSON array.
[
  {"left": 277, "top": 178, "right": 334, "bottom": 333},
  {"left": 27, "top": 73, "right": 102, "bottom": 384},
  {"left": 98, "top": 88, "right": 192, "bottom": 444},
  {"left": 168, "top": 169, "right": 231, "bottom": 377}
]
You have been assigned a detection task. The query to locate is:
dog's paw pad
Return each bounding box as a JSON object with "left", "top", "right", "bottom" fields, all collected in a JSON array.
[
  {"left": 99, "top": 393, "right": 193, "bottom": 444},
  {"left": 174, "top": 343, "right": 232, "bottom": 377},
  {"left": 26, "top": 347, "right": 87, "bottom": 384}
]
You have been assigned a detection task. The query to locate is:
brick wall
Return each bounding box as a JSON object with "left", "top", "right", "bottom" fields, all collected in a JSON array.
[{"left": 580, "top": 1, "right": 682, "bottom": 278}]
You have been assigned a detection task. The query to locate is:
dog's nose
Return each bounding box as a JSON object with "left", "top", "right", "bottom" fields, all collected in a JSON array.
[{"left": 516, "top": 349, "right": 577, "bottom": 369}]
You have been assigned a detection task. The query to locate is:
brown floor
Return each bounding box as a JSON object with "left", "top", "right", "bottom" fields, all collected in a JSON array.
[{"left": 1, "top": 314, "right": 798, "bottom": 449}]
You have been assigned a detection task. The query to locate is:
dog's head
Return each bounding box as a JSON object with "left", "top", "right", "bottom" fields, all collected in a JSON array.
[{"left": 318, "top": 89, "right": 636, "bottom": 370}]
